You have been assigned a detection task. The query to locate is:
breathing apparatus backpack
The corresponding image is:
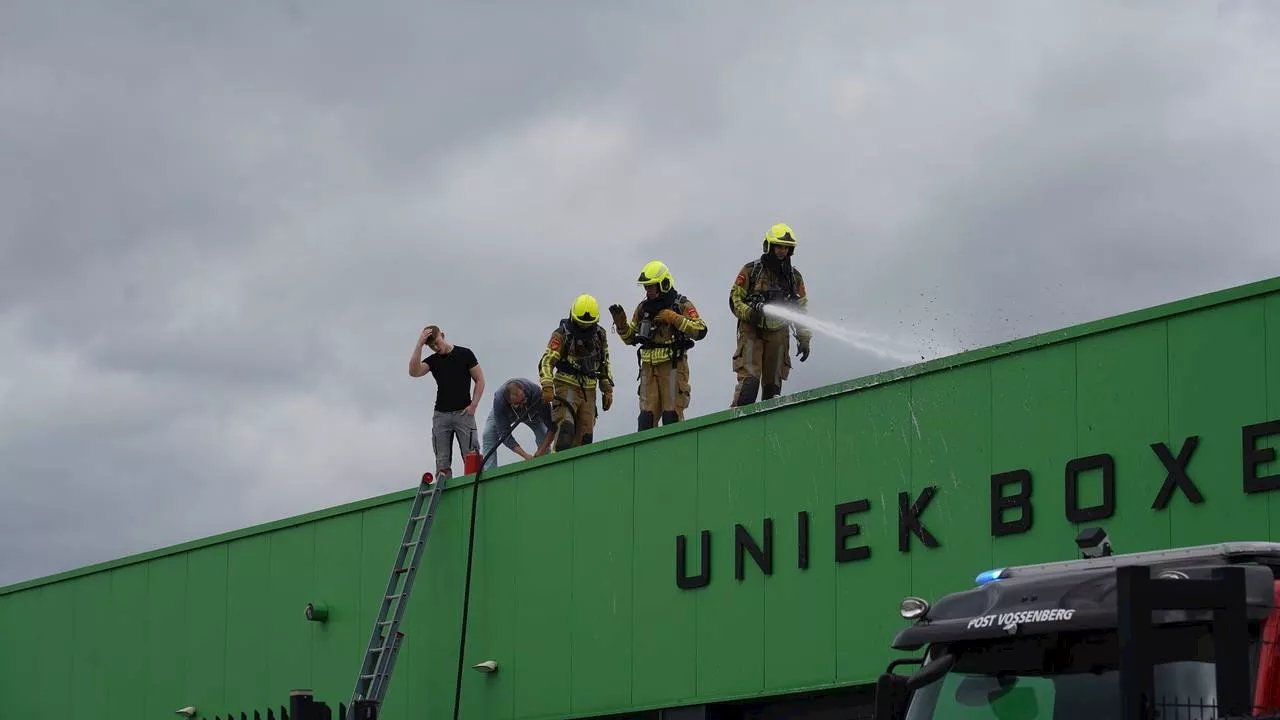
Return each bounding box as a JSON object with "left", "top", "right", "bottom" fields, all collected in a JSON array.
[
  {"left": 554, "top": 318, "right": 607, "bottom": 381},
  {"left": 631, "top": 294, "right": 698, "bottom": 374}
]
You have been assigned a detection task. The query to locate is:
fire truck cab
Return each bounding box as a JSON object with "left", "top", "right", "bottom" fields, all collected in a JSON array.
[{"left": 872, "top": 528, "right": 1280, "bottom": 719}]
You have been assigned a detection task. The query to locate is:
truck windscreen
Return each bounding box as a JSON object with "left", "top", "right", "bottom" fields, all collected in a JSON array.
[{"left": 903, "top": 624, "right": 1258, "bottom": 720}]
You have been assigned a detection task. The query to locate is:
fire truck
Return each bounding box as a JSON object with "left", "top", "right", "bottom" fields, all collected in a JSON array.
[{"left": 872, "top": 528, "right": 1280, "bottom": 719}]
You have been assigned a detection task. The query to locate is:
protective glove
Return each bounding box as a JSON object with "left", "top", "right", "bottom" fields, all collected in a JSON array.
[
  {"left": 656, "top": 308, "right": 681, "bottom": 326},
  {"left": 602, "top": 388, "right": 613, "bottom": 411},
  {"left": 796, "top": 337, "right": 811, "bottom": 362},
  {"left": 608, "top": 303, "right": 628, "bottom": 334},
  {"left": 542, "top": 385, "right": 555, "bottom": 404},
  {"left": 748, "top": 300, "right": 765, "bottom": 326}
]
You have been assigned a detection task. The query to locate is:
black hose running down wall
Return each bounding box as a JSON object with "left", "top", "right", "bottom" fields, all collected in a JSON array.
[{"left": 451, "top": 416, "right": 521, "bottom": 720}]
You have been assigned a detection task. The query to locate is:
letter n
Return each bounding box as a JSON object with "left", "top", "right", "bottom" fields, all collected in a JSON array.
[{"left": 735, "top": 520, "right": 773, "bottom": 580}]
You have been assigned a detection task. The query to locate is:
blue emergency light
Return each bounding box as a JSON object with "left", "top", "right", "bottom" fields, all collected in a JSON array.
[{"left": 975, "top": 568, "right": 1008, "bottom": 585}]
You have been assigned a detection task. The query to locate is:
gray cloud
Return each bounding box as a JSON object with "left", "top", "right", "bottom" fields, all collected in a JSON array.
[{"left": 3, "top": 0, "right": 1280, "bottom": 586}]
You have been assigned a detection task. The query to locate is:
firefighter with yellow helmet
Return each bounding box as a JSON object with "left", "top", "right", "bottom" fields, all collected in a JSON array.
[
  {"left": 538, "top": 293, "right": 615, "bottom": 450},
  {"left": 609, "top": 260, "right": 708, "bottom": 430},
  {"left": 727, "top": 223, "right": 812, "bottom": 406}
]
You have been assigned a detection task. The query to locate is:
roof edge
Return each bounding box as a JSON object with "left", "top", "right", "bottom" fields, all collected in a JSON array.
[{"left": 4, "top": 273, "right": 1278, "bottom": 596}]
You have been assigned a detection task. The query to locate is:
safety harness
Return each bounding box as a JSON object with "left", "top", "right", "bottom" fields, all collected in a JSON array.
[
  {"left": 631, "top": 291, "right": 697, "bottom": 374},
  {"left": 740, "top": 254, "right": 801, "bottom": 324},
  {"left": 553, "top": 319, "right": 609, "bottom": 384}
]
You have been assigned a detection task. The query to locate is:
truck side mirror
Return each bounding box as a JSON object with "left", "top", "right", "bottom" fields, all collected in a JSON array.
[
  {"left": 873, "top": 652, "right": 955, "bottom": 720},
  {"left": 873, "top": 672, "right": 912, "bottom": 720}
]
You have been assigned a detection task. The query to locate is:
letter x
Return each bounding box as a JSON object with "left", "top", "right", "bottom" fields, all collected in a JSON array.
[{"left": 1151, "top": 436, "right": 1203, "bottom": 510}]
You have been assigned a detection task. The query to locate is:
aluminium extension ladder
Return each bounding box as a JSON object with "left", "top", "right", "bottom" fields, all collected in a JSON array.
[{"left": 346, "top": 471, "right": 448, "bottom": 718}]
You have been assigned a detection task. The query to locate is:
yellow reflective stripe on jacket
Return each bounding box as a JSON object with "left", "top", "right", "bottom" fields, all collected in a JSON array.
[
  {"left": 674, "top": 310, "right": 706, "bottom": 338},
  {"left": 538, "top": 330, "right": 563, "bottom": 388},
  {"left": 638, "top": 346, "right": 675, "bottom": 364}
]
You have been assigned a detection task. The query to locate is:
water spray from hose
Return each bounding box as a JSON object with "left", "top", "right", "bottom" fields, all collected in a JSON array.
[{"left": 762, "top": 303, "right": 957, "bottom": 365}]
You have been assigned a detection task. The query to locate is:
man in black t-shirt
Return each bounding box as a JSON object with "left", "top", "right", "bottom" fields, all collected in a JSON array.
[{"left": 409, "top": 325, "right": 486, "bottom": 479}]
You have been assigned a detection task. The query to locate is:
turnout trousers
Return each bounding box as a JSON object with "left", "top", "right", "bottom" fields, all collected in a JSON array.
[
  {"left": 637, "top": 355, "right": 690, "bottom": 428},
  {"left": 731, "top": 321, "right": 790, "bottom": 407},
  {"left": 551, "top": 378, "right": 597, "bottom": 450}
]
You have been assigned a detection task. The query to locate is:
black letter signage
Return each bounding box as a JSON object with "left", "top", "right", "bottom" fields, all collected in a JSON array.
[
  {"left": 1243, "top": 420, "right": 1280, "bottom": 494},
  {"left": 673, "top": 417, "right": 1280, "bottom": 590},
  {"left": 1151, "top": 436, "right": 1203, "bottom": 509},
  {"left": 735, "top": 520, "right": 773, "bottom": 580},
  {"left": 835, "top": 499, "right": 871, "bottom": 563},
  {"left": 797, "top": 511, "right": 810, "bottom": 570},
  {"left": 676, "top": 530, "right": 710, "bottom": 589},
  {"left": 899, "top": 486, "right": 941, "bottom": 551},
  {"left": 990, "top": 469, "right": 1033, "bottom": 537},
  {"left": 1065, "top": 454, "right": 1116, "bottom": 523}
]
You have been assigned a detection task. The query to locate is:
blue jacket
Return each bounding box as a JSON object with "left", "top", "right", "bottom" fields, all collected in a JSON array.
[{"left": 491, "top": 378, "right": 553, "bottom": 450}]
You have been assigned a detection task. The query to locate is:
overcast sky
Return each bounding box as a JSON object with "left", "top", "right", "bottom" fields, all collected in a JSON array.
[{"left": 3, "top": 1, "right": 1279, "bottom": 587}]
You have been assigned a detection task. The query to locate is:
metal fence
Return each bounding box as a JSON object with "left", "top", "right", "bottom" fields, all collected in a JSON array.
[
  {"left": 201, "top": 690, "right": 360, "bottom": 720},
  {"left": 1149, "top": 697, "right": 1280, "bottom": 720}
]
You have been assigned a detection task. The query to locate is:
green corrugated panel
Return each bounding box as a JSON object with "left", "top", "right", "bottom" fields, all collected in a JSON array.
[
  {"left": 310, "top": 512, "right": 364, "bottom": 711},
  {"left": 144, "top": 554, "right": 186, "bottom": 717},
  {"left": 1168, "top": 299, "right": 1270, "bottom": 545},
  {"left": 833, "top": 383, "right": 912, "bottom": 683},
  {"left": 762, "top": 400, "right": 837, "bottom": 692},
  {"left": 907, "top": 362, "right": 994, "bottom": 605},
  {"left": 108, "top": 563, "right": 149, "bottom": 716},
  {"left": 694, "top": 414, "right": 768, "bottom": 701},
  {"left": 569, "top": 449, "right": 636, "bottom": 716},
  {"left": 1267, "top": 295, "right": 1280, "bottom": 535},
  {"left": 631, "top": 432, "right": 699, "bottom": 707},
  {"left": 989, "top": 342, "right": 1079, "bottom": 568},
  {"left": 1075, "top": 322, "right": 1171, "bottom": 553}
]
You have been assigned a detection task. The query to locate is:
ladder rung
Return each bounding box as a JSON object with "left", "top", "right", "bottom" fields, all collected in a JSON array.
[
  {"left": 393, "top": 567, "right": 408, "bottom": 574},
  {"left": 403, "top": 541, "right": 418, "bottom": 547},
  {"left": 386, "top": 593, "right": 404, "bottom": 600},
  {"left": 378, "top": 620, "right": 393, "bottom": 626},
  {"left": 411, "top": 513, "right": 428, "bottom": 521}
]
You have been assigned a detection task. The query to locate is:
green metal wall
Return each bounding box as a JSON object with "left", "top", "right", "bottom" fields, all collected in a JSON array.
[{"left": 4, "top": 276, "right": 1280, "bottom": 720}]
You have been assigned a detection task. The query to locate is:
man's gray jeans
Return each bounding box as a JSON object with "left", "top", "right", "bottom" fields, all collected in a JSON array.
[{"left": 433, "top": 409, "right": 478, "bottom": 477}]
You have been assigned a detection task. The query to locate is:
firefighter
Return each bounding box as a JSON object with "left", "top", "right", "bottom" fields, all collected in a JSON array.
[
  {"left": 538, "top": 293, "right": 615, "bottom": 451},
  {"left": 609, "top": 260, "right": 708, "bottom": 430},
  {"left": 727, "top": 222, "right": 812, "bottom": 406}
]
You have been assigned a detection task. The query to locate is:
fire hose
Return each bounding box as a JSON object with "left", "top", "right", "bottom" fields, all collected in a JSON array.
[{"left": 451, "top": 393, "right": 571, "bottom": 719}]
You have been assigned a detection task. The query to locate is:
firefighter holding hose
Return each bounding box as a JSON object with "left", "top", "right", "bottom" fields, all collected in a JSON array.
[
  {"left": 538, "top": 293, "right": 615, "bottom": 451},
  {"left": 727, "top": 222, "right": 812, "bottom": 407},
  {"left": 609, "top": 260, "right": 708, "bottom": 430}
]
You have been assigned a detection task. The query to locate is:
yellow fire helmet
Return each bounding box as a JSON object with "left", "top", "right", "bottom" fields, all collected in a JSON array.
[
  {"left": 570, "top": 294, "right": 601, "bottom": 326},
  {"left": 636, "top": 260, "right": 673, "bottom": 293},
  {"left": 763, "top": 223, "right": 797, "bottom": 254}
]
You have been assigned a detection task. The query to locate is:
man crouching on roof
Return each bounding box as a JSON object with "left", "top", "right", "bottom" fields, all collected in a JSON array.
[
  {"left": 409, "top": 324, "right": 485, "bottom": 479},
  {"left": 481, "top": 378, "right": 555, "bottom": 469}
]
